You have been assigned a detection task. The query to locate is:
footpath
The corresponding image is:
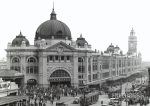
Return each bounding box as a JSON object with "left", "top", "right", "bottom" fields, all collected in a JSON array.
[
  {"left": 45, "top": 95, "right": 81, "bottom": 106},
  {"left": 51, "top": 94, "right": 109, "bottom": 106}
]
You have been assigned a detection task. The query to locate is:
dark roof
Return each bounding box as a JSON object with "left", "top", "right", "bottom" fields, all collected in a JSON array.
[
  {"left": 106, "top": 43, "right": 115, "bottom": 53},
  {"left": 35, "top": 8, "right": 72, "bottom": 40},
  {"left": 12, "top": 32, "right": 30, "bottom": 46},
  {"left": 115, "top": 45, "right": 120, "bottom": 49},
  {"left": 0, "top": 69, "right": 24, "bottom": 77},
  {"left": 0, "top": 96, "right": 27, "bottom": 105},
  {"left": 76, "top": 34, "right": 88, "bottom": 47}
]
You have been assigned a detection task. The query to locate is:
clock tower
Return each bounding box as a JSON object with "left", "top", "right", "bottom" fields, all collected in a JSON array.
[{"left": 128, "top": 28, "right": 137, "bottom": 55}]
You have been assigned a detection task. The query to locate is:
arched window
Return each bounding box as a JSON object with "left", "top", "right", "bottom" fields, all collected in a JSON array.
[
  {"left": 12, "top": 57, "right": 20, "bottom": 63},
  {"left": 50, "top": 70, "right": 70, "bottom": 77},
  {"left": 27, "top": 57, "right": 36, "bottom": 63},
  {"left": 78, "top": 57, "right": 84, "bottom": 62}
]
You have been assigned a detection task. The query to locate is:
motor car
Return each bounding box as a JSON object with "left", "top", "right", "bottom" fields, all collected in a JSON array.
[
  {"left": 73, "top": 97, "right": 80, "bottom": 104},
  {"left": 109, "top": 98, "right": 119, "bottom": 106}
]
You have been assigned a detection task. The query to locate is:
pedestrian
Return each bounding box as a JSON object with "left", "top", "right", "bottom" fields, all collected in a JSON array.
[
  {"left": 101, "top": 100, "right": 103, "bottom": 105},
  {"left": 51, "top": 98, "right": 54, "bottom": 105}
]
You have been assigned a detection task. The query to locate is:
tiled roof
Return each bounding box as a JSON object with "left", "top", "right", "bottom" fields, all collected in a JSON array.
[{"left": 0, "top": 69, "right": 23, "bottom": 77}]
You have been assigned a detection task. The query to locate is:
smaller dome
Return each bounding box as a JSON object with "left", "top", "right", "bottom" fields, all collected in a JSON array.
[
  {"left": 115, "top": 45, "right": 120, "bottom": 49},
  {"left": 76, "top": 34, "right": 88, "bottom": 47},
  {"left": 106, "top": 43, "right": 115, "bottom": 53},
  {"left": 12, "top": 32, "right": 30, "bottom": 46}
]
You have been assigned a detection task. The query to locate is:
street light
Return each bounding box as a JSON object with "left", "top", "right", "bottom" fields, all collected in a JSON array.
[{"left": 82, "top": 80, "right": 88, "bottom": 106}]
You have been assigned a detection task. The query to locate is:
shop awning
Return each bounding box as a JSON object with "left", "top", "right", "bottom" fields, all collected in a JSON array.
[
  {"left": 0, "top": 69, "right": 24, "bottom": 78},
  {"left": 0, "top": 96, "right": 27, "bottom": 105}
]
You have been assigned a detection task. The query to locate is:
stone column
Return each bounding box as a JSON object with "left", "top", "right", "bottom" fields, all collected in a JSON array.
[
  {"left": 90, "top": 56, "right": 93, "bottom": 82},
  {"left": 20, "top": 55, "right": 26, "bottom": 86},
  {"left": 6, "top": 53, "right": 11, "bottom": 70},
  {"left": 72, "top": 53, "right": 78, "bottom": 87},
  {"left": 38, "top": 53, "right": 48, "bottom": 87},
  {"left": 84, "top": 56, "right": 89, "bottom": 84},
  {"left": 109, "top": 56, "right": 112, "bottom": 78}
]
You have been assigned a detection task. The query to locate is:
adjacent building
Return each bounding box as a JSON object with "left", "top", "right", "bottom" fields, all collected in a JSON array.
[
  {"left": 0, "top": 59, "right": 7, "bottom": 70},
  {"left": 5, "top": 7, "right": 142, "bottom": 88}
]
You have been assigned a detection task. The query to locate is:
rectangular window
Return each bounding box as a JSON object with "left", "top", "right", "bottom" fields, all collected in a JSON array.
[
  {"left": 30, "top": 66, "right": 34, "bottom": 74},
  {"left": 26, "top": 67, "right": 29, "bottom": 74},
  {"left": 78, "top": 75, "right": 83, "bottom": 79},
  {"left": 50, "top": 56, "right": 53, "bottom": 61},
  {"left": 103, "top": 72, "right": 109, "bottom": 78},
  {"left": 88, "top": 65, "right": 91, "bottom": 73},
  {"left": 88, "top": 75, "right": 91, "bottom": 82},
  {"left": 102, "top": 60, "right": 109, "bottom": 69},
  {"left": 93, "top": 74, "right": 98, "bottom": 80},
  {"left": 102, "top": 64, "right": 109, "bottom": 69},
  {"left": 61, "top": 56, "right": 64, "bottom": 61},
  {"left": 79, "top": 80, "right": 84, "bottom": 85},
  {"left": 78, "top": 66, "right": 84, "bottom": 73},
  {"left": 66, "top": 56, "right": 70, "bottom": 61},
  {"left": 47, "top": 56, "right": 54, "bottom": 62},
  {"left": 93, "top": 57, "right": 98, "bottom": 62},
  {"left": 93, "top": 64, "right": 98, "bottom": 71},
  {"left": 55, "top": 56, "right": 59, "bottom": 61}
]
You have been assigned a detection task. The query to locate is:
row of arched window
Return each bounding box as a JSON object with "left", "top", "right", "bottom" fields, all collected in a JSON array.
[
  {"left": 11, "top": 56, "right": 38, "bottom": 73},
  {"left": 11, "top": 56, "right": 37, "bottom": 63}
]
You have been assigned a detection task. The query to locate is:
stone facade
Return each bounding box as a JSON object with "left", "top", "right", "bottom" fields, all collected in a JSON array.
[{"left": 5, "top": 8, "right": 142, "bottom": 88}]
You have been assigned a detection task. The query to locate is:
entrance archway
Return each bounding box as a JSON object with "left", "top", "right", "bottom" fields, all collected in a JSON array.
[
  {"left": 27, "top": 79, "right": 37, "bottom": 86},
  {"left": 49, "top": 70, "right": 71, "bottom": 87}
]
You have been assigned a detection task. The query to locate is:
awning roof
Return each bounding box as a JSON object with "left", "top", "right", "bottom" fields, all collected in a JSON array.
[
  {"left": 0, "top": 96, "right": 27, "bottom": 105},
  {"left": 0, "top": 69, "right": 24, "bottom": 78}
]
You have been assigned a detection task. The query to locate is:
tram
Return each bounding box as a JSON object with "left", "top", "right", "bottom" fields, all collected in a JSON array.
[
  {"left": 80, "top": 91, "right": 99, "bottom": 106},
  {"left": 0, "top": 78, "right": 27, "bottom": 106}
]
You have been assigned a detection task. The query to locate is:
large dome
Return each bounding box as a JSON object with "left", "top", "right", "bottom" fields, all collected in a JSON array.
[{"left": 35, "top": 9, "right": 71, "bottom": 40}]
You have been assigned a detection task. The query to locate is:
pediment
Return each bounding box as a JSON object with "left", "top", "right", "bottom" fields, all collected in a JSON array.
[{"left": 45, "top": 41, "right": 76, "bottom": 52}]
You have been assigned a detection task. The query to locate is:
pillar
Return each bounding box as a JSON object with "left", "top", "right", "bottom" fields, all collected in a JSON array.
[
  {"left": 38, "top": 53, "right": 48, "bottom": 87},
  {"left": 73, "top": 53, "right": 78, "bottom": 87},
  {"left": 20, "top": 55, "right": 26, "bottom": 86},
  {"left": 84, "top": 56, "right": 89, "bottom": 84},
  {"left": 6, "top": 53, "right": 11, "bottom": 70}
]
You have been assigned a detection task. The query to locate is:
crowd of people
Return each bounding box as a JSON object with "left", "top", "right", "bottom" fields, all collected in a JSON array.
[
  {"left": 123, "top": 90, "right": 149, "bottom": 106},
  {"left": 19, "top": 84, "right": 81, "bottom": 106}
]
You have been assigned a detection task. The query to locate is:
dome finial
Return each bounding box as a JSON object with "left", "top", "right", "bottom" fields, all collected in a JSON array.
[
  {"left": 19, "top": 30, "right": 22, "bottom": 36},
  {"left": 80, "top": 33, "right": 83, "bottom": 38},
  {"left": 50, "top": 2, "right": 57, "bottom": 20},
  {"left": 130, "top": 27, "right": 135, "bottom": 36},
  {"left": 53, "top": 1, "right": 54, "bottom": 11}
]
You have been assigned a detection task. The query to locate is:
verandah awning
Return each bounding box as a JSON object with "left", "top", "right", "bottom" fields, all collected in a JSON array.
[
  {"left": 49, "top": 77, "right": 71, "bottom": 82},
  {"left": 0, "top": 69, "right": 24, "bottom": 78}
]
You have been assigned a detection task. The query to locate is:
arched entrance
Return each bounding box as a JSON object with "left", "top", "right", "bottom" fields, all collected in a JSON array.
[
  {"left": 49, "top": 70, "right": 71, "bottom": 87},
  {"left": 27, "top": 79, "right": 37, "bottom": 86}
]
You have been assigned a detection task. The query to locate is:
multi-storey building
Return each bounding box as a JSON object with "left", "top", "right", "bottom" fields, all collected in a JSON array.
[
  {"left": 0, "top": 59, "right": 7, "bottom": 70},
  {"left": 5, "top": 7, "right": 142, "bottom": 88}
]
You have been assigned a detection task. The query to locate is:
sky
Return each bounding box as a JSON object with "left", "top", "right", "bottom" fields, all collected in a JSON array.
[{"left": 0, "top": 0, "right": 150, "bottom": 61}]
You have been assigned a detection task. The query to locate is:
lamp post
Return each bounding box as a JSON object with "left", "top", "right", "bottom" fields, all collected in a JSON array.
[
  {"left": 83, "top": 87, "right": 86, "bottom": 106},
  {"left": 83, "top": 80, "right": 88, "bottom": 106}
]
